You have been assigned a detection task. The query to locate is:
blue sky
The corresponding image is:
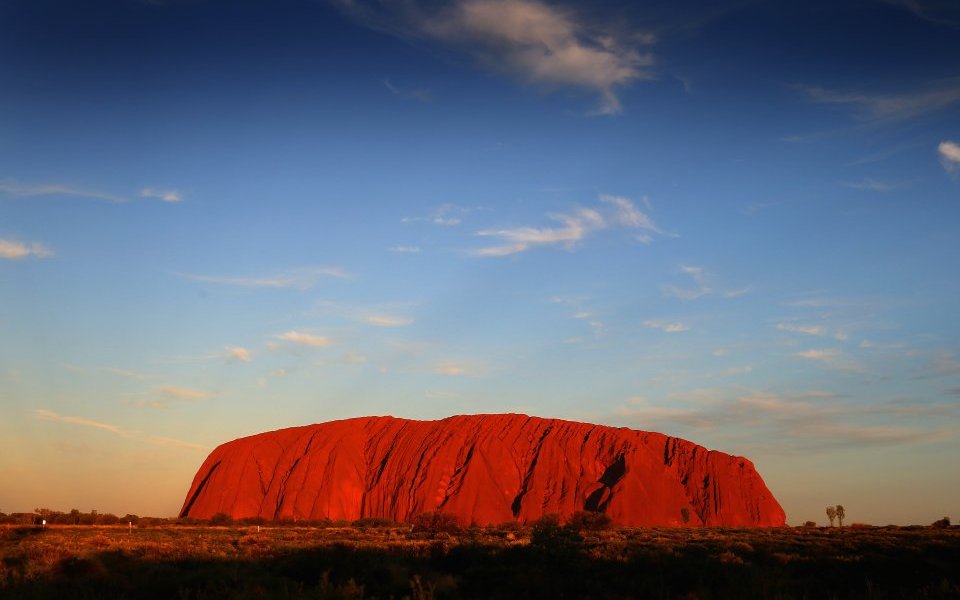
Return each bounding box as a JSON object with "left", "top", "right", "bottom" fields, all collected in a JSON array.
[{"left": 1, "top": 0, "right": 959, "bottom": 524}]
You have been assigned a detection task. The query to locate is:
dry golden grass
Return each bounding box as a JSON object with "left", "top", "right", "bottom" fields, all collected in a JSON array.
[{"left": 1, "top": 523, "right": 959, "bottom": 599}]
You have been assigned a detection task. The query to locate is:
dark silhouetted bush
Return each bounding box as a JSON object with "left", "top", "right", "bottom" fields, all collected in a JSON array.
[
  {"left": 568, "top": 510, "right": 612, "bottom": 531},
  {"left": 933, "top": 516, "right": 951, "bottom": 528},
  {"left": 209, "top": 512, "right": 234, "bottom": 526},
  {"left": 411, "top": 511, "right": 461, "bottom": 534}
]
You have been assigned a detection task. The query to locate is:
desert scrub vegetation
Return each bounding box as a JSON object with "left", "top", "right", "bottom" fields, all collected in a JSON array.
[{"left": 1, "top": 521, "right": 958, "bottom": 599}]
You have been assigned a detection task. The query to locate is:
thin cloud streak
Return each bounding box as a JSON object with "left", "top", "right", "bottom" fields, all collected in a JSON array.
[
  {"left": 34, "top": 408, "right": 206, "bottom": 451},
  {"left": 365, "top": 315, "right": 414, "bottom": 327},
  {"left": 33, "top": 409, "right": 126, "bottom": 435},
  {"left": 796, "top": 81, "right": 960, "bottom": 122},
  {"left": 643, "top": 320, "right": 690, "bottom": 333},
  {"left": 276, "top": 330, "right": 334, "bottom": 348},
  {"left": 0, "top": 181, "right": 127, "bottom": 203},
  {"left": 159, "top": 385, "right": 213, "bottom": 401},
  {"left": 176, "top": 267, "right": 348, "bottom": 289}
]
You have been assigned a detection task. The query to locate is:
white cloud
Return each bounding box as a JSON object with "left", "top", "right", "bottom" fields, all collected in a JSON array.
[
  {"left": 139, "top": 187, "right": 183, "bottom": 203},
  {"left": 176, "top": 266, "right": 347, "bottom": 289},
  {"left": 643, "top": 320, "right": 690, "bottom": 333},
  {"left": 472, "top": 195, "right": 656, "bottom": 257},
  {"left": 939, "top": 140, "right": 960, "bottom": 172},
  {"left": 160, "top": 385, "right": 213, "bottom": 401},
  {"left": 599, "top": 194, "right": 656, "bottom": 228},
  {"left": 474, "top": 208, "right": 603, "bottom": 256},
  {"left": 419, "top": 0, "right": 653, "bottom": 114},
  {"left": 225, "top": 346, "right": 252, "bottom": 362},
  {"left": 0, "top": 238, "right": 53, "bottom": 260},
  {"left": 365, "top": 315, "right": 414, "bottom": 327},
  {"left": 0, "top": 181, "right": 126, "bottom": 203},
  {"left": 276, "top": 330, "right": 334, "bottom": 348},
  {"left": 776, "top": 323, "right": 827, "bottom": 336}
]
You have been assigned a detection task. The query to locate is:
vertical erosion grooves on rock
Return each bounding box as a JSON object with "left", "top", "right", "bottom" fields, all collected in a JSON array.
[{"left": 180, "top": 414, "right": 787, "bottom": 527}]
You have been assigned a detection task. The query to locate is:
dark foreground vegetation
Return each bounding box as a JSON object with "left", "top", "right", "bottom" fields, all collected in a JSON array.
[{"left": 1, "top": 517, "right": 958, "bottom": 599}]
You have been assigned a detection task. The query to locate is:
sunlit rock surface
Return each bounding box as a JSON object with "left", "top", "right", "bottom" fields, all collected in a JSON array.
[{"left": 180, "top": 414, "right": 786, "bottom": 527}]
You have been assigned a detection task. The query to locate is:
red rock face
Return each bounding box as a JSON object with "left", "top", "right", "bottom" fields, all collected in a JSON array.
[{"left": 180, "top": 414, "right": 786, "bottom": 527}]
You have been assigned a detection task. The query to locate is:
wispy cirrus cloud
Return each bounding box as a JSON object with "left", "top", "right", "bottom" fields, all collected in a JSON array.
[
  {"left": 614, "top": 390, "right": 947, "bottom": 452},
  {"left": 275, "top": 330, "right": 334, "bottom": 348},
  {"left": 842, "top": 178, "right": 905, "bottom": 192},
  {"left": 337, "top": 0, "right": 654, "bottom": 115},
  {"left": 0, "top": 181, "right": 127, "bottom": 203},
  {"left": 388, "top": 245, "right": 421, "bottom": 254},
  {"left": 776, "top": 322, "right": 827, "bottom": 336},
  {"left": 139, "top": 187, "right": 183, "bottom": 203},
  {"left": 160, "top": 385, "right": 213, "bottom": 401},
  {"left": 473, "top": 208, "right": 604, "bottom": 256},
  {"left": 795, "top": 80, "right": 960, "bottom": 123},
  {"left": 99, "top": 366, "right": 155, "bottom": 380},
  {"left": 0, "top": 238, "right": 53, "bottom": 260},
  {"left": 472, "top": 194, "right": 658, "bottom": 257},
  {"left": 431, "top": 361, "right": 479, "bottom": 376},
  {"left": 402, "top": 203, "right": 478, "bottom": 226},
  {"left": 365, "top": 315, "right": 414, "bottom": 327},
  {"left": 127, "top": 385, "right": 215, "bottom": 409},
  {"left": 880, "top": 0, "right": 960, "bottom": 28},
  {"left": 662, "top": 264, "right": 751, "bottom": 301},
  {"left": 939, "top": 140, "right": 960, "bottom": 172},
  {"left": 34, "top": 408, "right": 206, "bottom": 451},
  {"left": 382, "top": 78, "right": 431, "bottom": 102},
  {"left": 1, "top": 180, "right": 185, "bottom": 203},
  {"left": 662, "top": 265, "right": 711, "bottom": 300},
  {"left": 643, "top": 320, "right": 690, "bottom": 333},
  {"left": 796, "top": 348, "right": 862, "bottom": 371},
  {"left": 176, "top": 266, "right": 348, "bottom": 290},
  {"left": 34, "top": 409, "right": 126, "bottom": 435}
]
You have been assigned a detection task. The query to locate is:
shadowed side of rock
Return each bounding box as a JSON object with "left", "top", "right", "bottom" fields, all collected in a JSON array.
[{"left": 180, "top": 414, "right": 786, "bottom": 527}]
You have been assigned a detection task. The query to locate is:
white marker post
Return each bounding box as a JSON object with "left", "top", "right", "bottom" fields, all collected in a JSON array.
[
  {"left": 41, "top": 519, "right": 46, "bottom": 530},
  {"left": 129, "top": 521, "right": 133, "bottom": 534}
]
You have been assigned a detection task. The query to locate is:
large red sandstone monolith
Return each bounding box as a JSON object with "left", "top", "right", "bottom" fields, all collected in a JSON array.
[{"left": 180, "top": 414, "right": 785, "bottom": 527}]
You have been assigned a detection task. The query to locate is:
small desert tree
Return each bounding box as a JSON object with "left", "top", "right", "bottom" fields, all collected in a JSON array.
[
  {"left": 835, "top": 505, "right": 845, "bottom": 527},
  {"left": 826, "top": 506, "right": 837, "bottom": 527}
]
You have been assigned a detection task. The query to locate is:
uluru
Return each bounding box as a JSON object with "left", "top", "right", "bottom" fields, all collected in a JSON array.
[{"left": 180, "top": 414, "right": 786, "bottom": 527}]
